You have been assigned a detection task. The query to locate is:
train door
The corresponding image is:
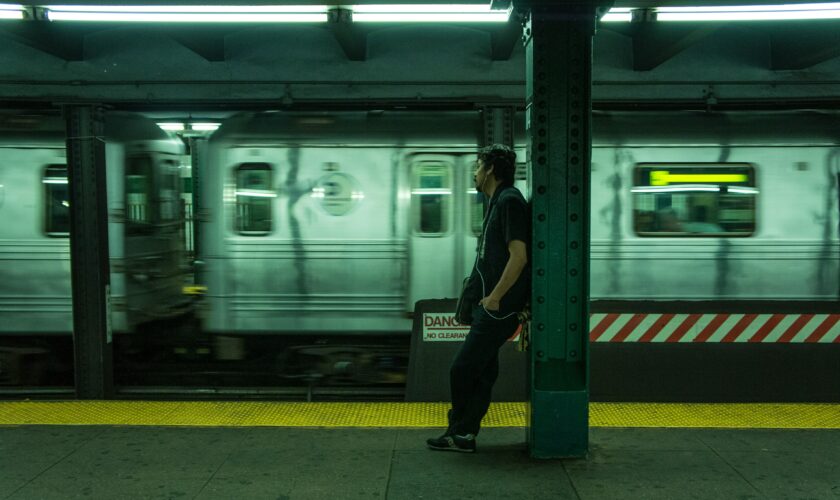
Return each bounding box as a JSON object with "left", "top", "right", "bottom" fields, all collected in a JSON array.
[
  {"left": 122, "top": 154, "right": 186, "bottom": 330},
  {"left": 407, "top": 155, "right": 458, "bottom": 309}
]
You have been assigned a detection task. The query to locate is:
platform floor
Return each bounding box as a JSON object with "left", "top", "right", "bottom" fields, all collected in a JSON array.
[{"left": 1, "top": 424, "right": 839, "bottom": 499}]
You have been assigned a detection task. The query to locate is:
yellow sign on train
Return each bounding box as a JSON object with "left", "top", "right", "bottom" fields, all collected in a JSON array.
[{"left": 650, "top": 170, "right": 748, "bottom": 186}]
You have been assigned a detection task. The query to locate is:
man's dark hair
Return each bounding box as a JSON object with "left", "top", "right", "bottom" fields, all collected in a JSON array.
[{"left": 478, "top": 144, "right": 516, "bottom": 187}]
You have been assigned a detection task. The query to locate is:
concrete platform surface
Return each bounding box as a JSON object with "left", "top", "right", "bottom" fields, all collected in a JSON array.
[{"left": 1, "top": 426, "right": 839, "bottom": 499}]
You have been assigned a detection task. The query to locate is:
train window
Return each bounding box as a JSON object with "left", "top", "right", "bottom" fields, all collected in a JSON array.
[
  {"left": 235, "top": 163, "right": 274, "bottom": 235},
  {"left": 158, "top": 160, "right": 180, "bottom": 223},
  {"left": 126, "top": 156, "right": 155, "bottom": 234},
  {"left": 632, "top": 163, "right": 757, "bottom": 237},
  {"left": 43, "top": 165, "right": 69, "bottom": 236},
  {"left": 412, "top": 162, "right": 452, "bottom": 236}
]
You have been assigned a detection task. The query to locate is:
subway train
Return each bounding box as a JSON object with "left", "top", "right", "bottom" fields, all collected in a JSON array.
[
  {"left": 198, "top": 109, "right": 840, "bottom": 338},
  {"left": 2, "top": 108, "right": 837, "bottom": 390},
  {"left": 0, "top": 111, "right": 192, "bottom": 339}
]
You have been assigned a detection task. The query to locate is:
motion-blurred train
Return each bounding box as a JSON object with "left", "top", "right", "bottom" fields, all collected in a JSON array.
[
  {"left": 0, "top": 112, "right": 191, "bottom": 339},
  {"left": 199, "top": 109, "right": 839, "bottom": 339},
  {"left": 2, "top": 108, "right": 837, "bottom": 386}
]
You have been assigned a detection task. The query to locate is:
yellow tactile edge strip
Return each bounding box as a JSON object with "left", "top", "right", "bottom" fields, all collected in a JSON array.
[{"left": 0, "top": 402, "right": 838, "bottom": 429}]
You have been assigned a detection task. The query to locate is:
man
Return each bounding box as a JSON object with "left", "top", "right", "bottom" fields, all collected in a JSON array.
[{"left": 427, "top": 144, "right": 530, "bottom": 453}]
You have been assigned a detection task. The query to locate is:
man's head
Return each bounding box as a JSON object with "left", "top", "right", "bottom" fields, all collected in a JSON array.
[{"left": 474, "top": 144, "right": 516, "bottom": 194}]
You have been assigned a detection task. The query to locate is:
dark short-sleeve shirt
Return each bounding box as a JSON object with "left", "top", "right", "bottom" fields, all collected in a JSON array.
[{"left": 474, "top": 185, "right": 531, "bottom": 315}]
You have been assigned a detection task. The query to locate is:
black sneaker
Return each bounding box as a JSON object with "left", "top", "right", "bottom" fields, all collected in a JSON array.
[{"left": 426, "top": 433, "right": 476, "bottom": 453}]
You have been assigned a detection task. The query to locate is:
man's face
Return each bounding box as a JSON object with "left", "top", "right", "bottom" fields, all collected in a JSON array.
[{"left": 474, "top": 159, "right": 490, "bottom": 192}]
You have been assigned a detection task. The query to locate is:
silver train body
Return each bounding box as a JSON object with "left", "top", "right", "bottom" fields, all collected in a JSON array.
[
  {"left": 200, "top": 110, "right": 840, "bottom": 336},
  {"left": 0, "top": 112, "right": 190, "bottom": 335}
]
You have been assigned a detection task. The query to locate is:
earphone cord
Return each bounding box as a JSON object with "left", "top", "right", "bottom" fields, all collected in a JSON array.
[
  {"left": 474, "top": 190, "right": 516, "bottom": 321},
  {"left": 476, "top": 264, "right": 517, "bottom": 320}
]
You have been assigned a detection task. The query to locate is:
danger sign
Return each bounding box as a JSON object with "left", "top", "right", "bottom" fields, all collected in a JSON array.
[
  {"left": 421, "top": 312, "right": 522, "bottom": 342},
  {"left": 422, "top": 313, "right": 469, "bottom": 341}
]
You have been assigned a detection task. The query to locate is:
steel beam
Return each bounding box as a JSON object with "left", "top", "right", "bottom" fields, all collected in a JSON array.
[
  {"left": 65, "top": 105, "right": 112, "bottom": 399},
  {"left": 481, "top": 106, "right": 515, "bottom": 148},
  {"left": 519, "top": 2, "right": 600, "bottom": 459}
]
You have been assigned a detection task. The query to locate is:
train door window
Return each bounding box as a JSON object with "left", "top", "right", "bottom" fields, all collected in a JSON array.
[
  {"left": 126, "top": 155, "right": 155, "bottom": 234},
  {"left": 235, "top": 163, "right": 274, "bottom": 235},
  {"left": 412, "top": 162, "right": 452, "bottom": 236},
  {"left": 158, "top": 160, "right": 180, "bottom": 223},
  {"left": 632, "top": 163, "right": 757, "bottom": 237},
  {"left": 43, "top": 165, "right": 69, "bottom": 236}
]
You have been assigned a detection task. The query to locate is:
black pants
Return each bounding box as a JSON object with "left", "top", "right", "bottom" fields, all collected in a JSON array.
[{"left": 448, "top": 305, "right": 519, "bottom": 436}]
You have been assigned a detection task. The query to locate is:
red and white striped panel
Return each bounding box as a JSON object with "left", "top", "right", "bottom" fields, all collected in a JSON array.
[{"left": 589, "top": 313, "right": 840, "bottom": 343}]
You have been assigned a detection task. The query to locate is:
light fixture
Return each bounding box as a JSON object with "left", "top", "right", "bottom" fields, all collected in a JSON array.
[
  {"left": 0, "top": 3, "right": 25, "bottom": 19},
  {"left": 656, "top": 3, "right": 840, "bottom": 21},
  {"left": 45, "top": 5, "right": 329, "bottom": 23},
  {"left": 411, "top": 188, "right": 453, "bottom": 195},
  {"left": 235, "top": 190, "right": 277, "bottom": 198},
  {"left": 190, "top": 123, "right": 221, "bottom": 132},
  {"left": 351, "top": 4, "right": 510, "bottom": 22},
  {"left": 157, "top": 122, "right": 185, "bottom": 131},
  {"left": 600, "top": 3, "right": 840, "bottom": 22},
  {"left": 43, "top": 178, "right": 69, "bottom": 185},
  {"left": 600, "top": 7, "right": 632, "bottom": 22},
  {"left": 727, "top": 186, "right": 760, "bottom": 194}
]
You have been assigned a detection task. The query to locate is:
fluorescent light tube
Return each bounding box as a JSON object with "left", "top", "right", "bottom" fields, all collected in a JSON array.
[
  {"left": 353, "top": 12, "right": 508, "bottom": 22},
  {"left": 190, "top": 123, "right": 221, "bottom": 131},
  {"left": 657, "top": 10, "right": 840, "bottom": 20},
  {"left": 353, "top": 4, "right": 503, "bottom": 13},
  {"left": 46, "top": 5, "right": 328, "bottom": 22},
  {"left": 598, "top": 4, "right": 840, "bottom": 23},
  {"left": 157, "top": 123, "right": 185, "bottom": 131},
  {"left": 411, "top": 189, "right": 453, "bottom": 195},
  {"left": 48, "top": 12, "right": 328, "bottom": 22},
  {"left": 236, "top": 190, "right": 277, "bottom": 198},
  {"left": 47, "top": 5, "right": 327, "bottom": 12},
  {"left": 656, "top": 3, "right": 840, "bottom": 21},
  {"left": 0, "top": 3, "right": 24, "bottom": 19},
  {"left": 727, "top": 187, "right": 759, "bottom": 194},
  {"left": 352, "top": 4, "right": 509, "bottom": 22},
  {"left": 658, "top": 3, "right": 840, "bottom": 13},
  {"left": 600, "top": 7, "right": 632, "bottom": 22}
]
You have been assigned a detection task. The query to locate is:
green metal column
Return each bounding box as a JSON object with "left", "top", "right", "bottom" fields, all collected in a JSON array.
[
  {"left": 65, "top": 105, "right": 113, "bottom": 399},
  {"left": 518, "top": 2, "right": 602, "bottom": 458}
]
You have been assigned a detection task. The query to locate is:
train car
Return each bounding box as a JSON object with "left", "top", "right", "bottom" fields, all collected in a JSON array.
[
  {"left": 0, "top": 111, "right": 192, "bottom": 338},
  {"left": 195, "top": 108, "right": 839, "bottom": 396},
  {"left": 199, "top": 110, "right": 839, "bottom": 336},
  {"left": 105, "top": 114, "right": 193, "bottom": 332},
  {"left": 590, "top": 110, "right": 840, "bottom": 302},
  {"left": 199, "top": 111, "right": 527, "bottom": 338},
  {"left": 0, "top": 114, "right": 70, "bottom": 339}
]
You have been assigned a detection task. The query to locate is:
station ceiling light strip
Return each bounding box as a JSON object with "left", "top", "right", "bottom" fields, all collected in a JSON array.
[
  {"left": 600, "top": 7, "right": 633, "bottom": 22},
  {"left": 601, "top": 2, "right": 840, "bottom": 21},
  {"left": 45, "top": 4, "right": 329, "bottom": 22},
  {"left": 657, "top": 3, "right": 840, "bottom": 20},
  {"left": 157, "top": 122, "right": 185, "bottom": 131},
  {"left": 0, "top": 3, "right": 25, "bottom": 19},
  {"left": 12, "top": 3, "right": 839, "bottom": 24},
  {"left": 351, "top": 4, "right": 510, "bottom": 22},
  {"left": 190, "top": 122, "right": 221, "bottom": 131}
]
